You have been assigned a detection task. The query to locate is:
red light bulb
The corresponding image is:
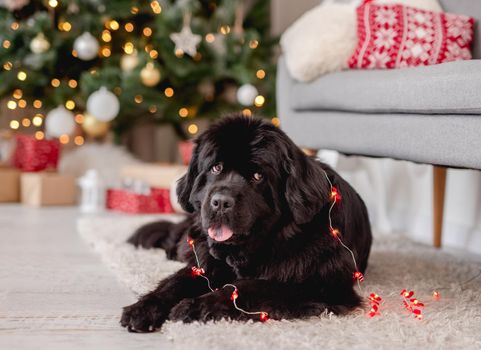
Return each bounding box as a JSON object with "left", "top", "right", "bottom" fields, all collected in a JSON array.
[
  {"left": 366, "top": 292, "right": 382, "bottom": 317},
  {"left": 400, "top": 290, "right": 414, "bottom": 298},
  {"left": 231, "top": 289, "right": 239, "bottom": 301},
  {"left": 330, "top": 228, "right": 340, "bottom": 238},
  {"left": 259, "top": 312, "right": 269, "bottom": 322},
  {"left": 368, "top": 293, "right": 381, "bottom": 304},
  {"left": 191, "top": 266, "right": 205, "bottom": 276},
  {"left": 187, "top": 238, "right": 194, "bottom": 247},
  {"left": 353, "top": 271, "right": 364, "bottom": 282},
  {"left": 433, "top": 291, "right": 441, "bottom": 300},
  {"left": 330, "top": 186, "right": 341, "bottom": 202}
]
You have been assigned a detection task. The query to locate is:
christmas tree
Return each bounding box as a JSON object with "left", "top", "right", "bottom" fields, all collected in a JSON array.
[{"left": 0, "top": 0, "right": 277, "bottom": 143}]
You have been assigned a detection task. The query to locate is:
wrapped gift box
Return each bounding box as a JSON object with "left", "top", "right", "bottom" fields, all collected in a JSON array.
[
  {"left": 21, "top": 172, "right": 76, "bottom": 206},
  {"left": 178, "top": 140, "right": 194, "bottom": 165},
  {"left": 106, "top": 187, "right": 174, "bottom": 214},
  {"left": 13, "top": 134, "right": 60, "bottom": 172},
  {"left": 0, "top": 165, "right": 20, "bottom": 202},
  {"left": 120, "top": 163, "right": 187, "bottom": 188},
  {"left": 0, "top": 130, "right": 15, "bottom": 163}
]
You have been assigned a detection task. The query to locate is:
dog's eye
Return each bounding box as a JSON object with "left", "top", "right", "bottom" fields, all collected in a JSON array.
[
  {"left": 252, "top": 172, "right": 263, "bottom": 182},
  {"left": 211, "top": 163, "right": 223, "bottom": 175}
]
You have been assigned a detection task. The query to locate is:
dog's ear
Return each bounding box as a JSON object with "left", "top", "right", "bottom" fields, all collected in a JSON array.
[
  {"left": 285, "top": 150, "right": 331, "bottom": 225},
  {"left": 176, "top": 139, "right": 201, "bottom": 213}
]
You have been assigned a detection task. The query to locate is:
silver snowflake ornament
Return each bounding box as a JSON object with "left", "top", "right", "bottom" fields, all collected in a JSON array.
[{"left": 170, "top": 25, "right": 202, "bottom": 57}]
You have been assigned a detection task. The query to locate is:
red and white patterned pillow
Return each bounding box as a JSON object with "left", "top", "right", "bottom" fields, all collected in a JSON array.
[{"left": 348, "top": 1, "right": 475, "bottom": 69}]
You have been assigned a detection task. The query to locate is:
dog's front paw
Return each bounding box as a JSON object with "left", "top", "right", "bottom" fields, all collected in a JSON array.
[
  {"left": 120, "top": 297, "right": 168, "bottom": 332},
  {"left": 169, "top": 294, "right": 239, "bottom": 323}
]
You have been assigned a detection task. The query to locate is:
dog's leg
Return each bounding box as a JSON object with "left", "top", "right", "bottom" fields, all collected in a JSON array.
[
  {"left": 128, "top": 217, "right": 193, "bottom": 259},
  {"left": 169, "top": 279, "right": 362, "bottom": 323},
  {"left": 120, "top": 261, "right": 235, "bottom": 332}
]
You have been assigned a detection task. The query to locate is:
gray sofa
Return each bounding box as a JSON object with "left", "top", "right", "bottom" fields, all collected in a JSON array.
[{"left": 277, "top": 0, "right": 481, "bottom": 247}]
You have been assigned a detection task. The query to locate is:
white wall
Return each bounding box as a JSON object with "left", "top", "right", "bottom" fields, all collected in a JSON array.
[{"left": 270, "top": 0, "right": 320, "bottom": 35}]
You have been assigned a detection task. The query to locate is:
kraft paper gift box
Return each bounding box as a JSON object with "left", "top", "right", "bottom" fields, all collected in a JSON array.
[
  {"left": 21, "top": 172, "right": 76, "bottom": 206},
  {"left": 120, "top": 163, "right": 187, "bottom": 188},
  {"left": 0, "top": 164, "right": 20, "bottom": 202}
]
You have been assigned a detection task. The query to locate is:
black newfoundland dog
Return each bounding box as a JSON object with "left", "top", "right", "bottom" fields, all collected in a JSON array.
[{"left": 121, "top": 115, "right": 372, "bottom": 332}]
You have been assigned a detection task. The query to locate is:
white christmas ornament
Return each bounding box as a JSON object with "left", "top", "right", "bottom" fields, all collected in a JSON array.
[
  {"left": 30, "top": 33, "right": 50, "bottom": 54},
  {"left": 170, "top": 25, "right": 202, "bottom": 57},
  {"left": 140, "top": 62, "right": 161, "bottom": 87},
  {"left": 45, "top": 106, "right": 76, "bottom": 138},
  {"left": 67, "top": 1, "right": 79, "bottom": 14},
  {"left": 0, "top": 0, "right": 28, "bottom": 11},
  {"left": 78, "top": 169, "right": 105, "bottom": 213},
  {"left": 74, "top": 32, "right": 99, "bottom": 60},
  {"left": 120, "top": 51, "right": 139, "bottom": 72},
  {"left": 87, "top": 87, "right": 120, "bottom": 122},
  {"left": 236, "top": 84, "right": 258, "bottom": 106}
]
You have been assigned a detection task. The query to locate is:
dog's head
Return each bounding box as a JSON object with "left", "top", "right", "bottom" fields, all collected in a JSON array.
[{"left": 177, "top": 115, "right": 330, "bottom": 247}]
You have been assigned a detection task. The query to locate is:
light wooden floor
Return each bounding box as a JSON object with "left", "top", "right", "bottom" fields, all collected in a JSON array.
[{"left": 0, "top": 205, "right": 170, "bottom": 349}]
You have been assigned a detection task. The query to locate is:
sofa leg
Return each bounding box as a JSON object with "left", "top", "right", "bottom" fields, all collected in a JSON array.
[
  {"left": 433, "top": 166, "right": 447, "bottom": 248},
  {"left": 302, "top": 148, "right": 318, "bottom": 157}
]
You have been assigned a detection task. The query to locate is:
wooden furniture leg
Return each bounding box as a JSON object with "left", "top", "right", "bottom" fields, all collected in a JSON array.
[
  {"left": 433, "top": 166, "right": 447, "bottom": 248},
  {"left": 302, "top": 148, "right": 318, "bottom": 157}
]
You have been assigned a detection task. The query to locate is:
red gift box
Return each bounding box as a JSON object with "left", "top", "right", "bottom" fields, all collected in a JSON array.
[
  {"left": 179, "top": 140, "right": 194, "bottom": 165},
  {"left": 13, "top": 134, "right": 60, "bottom": 172},
  {"left": 106, "top": 187, "right": 175, "bottom": 214}
]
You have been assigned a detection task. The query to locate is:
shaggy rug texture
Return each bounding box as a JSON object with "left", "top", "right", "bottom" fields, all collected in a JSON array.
[{"left": 77, "top": 215, "right": 481, "bottom": 350}]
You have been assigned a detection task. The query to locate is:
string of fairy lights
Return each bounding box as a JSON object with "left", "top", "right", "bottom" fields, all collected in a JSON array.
[
  {"left": 188, "top": 237, "right": 270, "bottom": 322},
  {"left": 184, "top": 168, "right": 456, "bottom": 322},
  {"left": 2, "top": 0, "right": 279, "bottom": 146}
]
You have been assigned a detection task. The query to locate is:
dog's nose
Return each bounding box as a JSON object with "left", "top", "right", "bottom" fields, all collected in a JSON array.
[{"left": 210, "top": 193, "right": 234, "bottom": 213}]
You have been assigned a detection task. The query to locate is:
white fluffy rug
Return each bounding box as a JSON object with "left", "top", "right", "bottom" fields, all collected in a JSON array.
[{"left": 77, "top": 215, "right": 481, "bottom": 350}]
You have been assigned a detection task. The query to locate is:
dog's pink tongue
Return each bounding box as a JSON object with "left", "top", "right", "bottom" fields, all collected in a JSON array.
[{"left": 208, "top": 225, "right": 233, "bottom": 242}]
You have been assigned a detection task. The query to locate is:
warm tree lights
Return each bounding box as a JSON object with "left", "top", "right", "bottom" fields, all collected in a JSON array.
[
  {"left": 1, "top": 1, "right": 276, "bottom": 141},
  {"left": 150, "top": 1, "right": 162, "bottom": 14},
  {"left": 9, "top": 120, "right": 19, "bottom": 130},
  {"left": 187, "top": 124, "right": 198, "bottom": 135},
  {"left": 17, "top": 71, "right": 27, "bottom": 81}
]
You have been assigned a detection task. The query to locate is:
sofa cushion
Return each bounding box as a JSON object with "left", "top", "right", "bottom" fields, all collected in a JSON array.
[
  {"left": 290, "top": 59, "right": 481, "bottom": 115},
  {"left": 440, "top": 0, "right": 481, "bottom": 59},
  {"left": 348, "top": 2, "right": 475, "bottom": 69}
]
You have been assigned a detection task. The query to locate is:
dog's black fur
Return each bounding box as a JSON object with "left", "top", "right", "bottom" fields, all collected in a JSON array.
[{"left": 121, "top": 115, "right": 372, "bottom": 332}]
